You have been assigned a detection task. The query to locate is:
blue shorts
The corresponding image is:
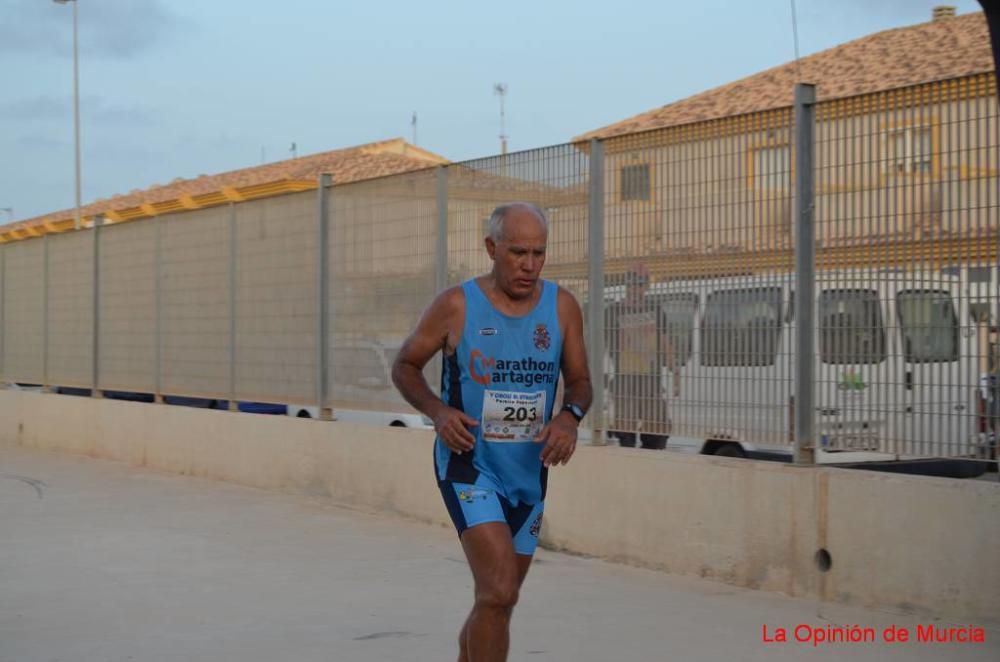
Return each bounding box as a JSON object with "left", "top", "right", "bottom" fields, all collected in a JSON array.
[{"left": 438, "top": 481, "right": 544, "bottom": 556}]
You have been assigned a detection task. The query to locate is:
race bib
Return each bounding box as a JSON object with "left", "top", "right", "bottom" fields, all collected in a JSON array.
[{"left": 481, "top": 390, "right": 546, "bottom": 442}]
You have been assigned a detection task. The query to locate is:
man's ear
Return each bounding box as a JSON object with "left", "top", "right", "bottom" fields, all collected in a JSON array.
[{"left": 485, "top": 237, "right": 496, "bottom": 261}]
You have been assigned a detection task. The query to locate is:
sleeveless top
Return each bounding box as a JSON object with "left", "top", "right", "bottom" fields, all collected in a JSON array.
[{"left": 435, "top": 279, "right": 562, "bottom": 506}]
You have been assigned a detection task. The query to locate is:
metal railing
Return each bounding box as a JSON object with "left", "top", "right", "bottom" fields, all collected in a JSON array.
[{"left": 1, "top": 76, "right": 996, "bottom": 466}]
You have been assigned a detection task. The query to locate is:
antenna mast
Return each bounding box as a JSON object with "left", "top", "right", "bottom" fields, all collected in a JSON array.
[{"left": 494, "top": 83, "right": 508, "bottom": 155}]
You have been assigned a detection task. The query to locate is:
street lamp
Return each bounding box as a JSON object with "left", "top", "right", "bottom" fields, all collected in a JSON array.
[{"left": 54, "top": 0, "right": 82, "bottom": 231}]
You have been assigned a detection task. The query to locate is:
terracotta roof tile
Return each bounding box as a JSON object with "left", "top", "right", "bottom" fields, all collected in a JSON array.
[
  {"left": 575, "top": 11, "right": 993, "bottom": 142},
  {"left": 2, "top": 138, "right": 446, "bottom": 234}
]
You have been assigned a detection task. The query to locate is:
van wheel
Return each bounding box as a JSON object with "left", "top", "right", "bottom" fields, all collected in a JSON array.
[
  {"left": 713, "top": 443, "right": 746, "bottom": 458},
  {"left": 389, "top": 421, "right": 406, "bottom": 427},
  {"left": 297, "top": 410, "right": 312, "bottom": 419}
]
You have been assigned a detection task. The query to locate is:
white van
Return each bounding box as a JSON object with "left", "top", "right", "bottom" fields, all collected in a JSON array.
[{"left": 600, "top": 270, "right": 988, "bottom": 465}]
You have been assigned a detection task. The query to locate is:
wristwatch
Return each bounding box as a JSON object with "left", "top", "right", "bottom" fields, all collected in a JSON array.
[{"left": 561, "top": 403, "right": 585, "bottom": 423}]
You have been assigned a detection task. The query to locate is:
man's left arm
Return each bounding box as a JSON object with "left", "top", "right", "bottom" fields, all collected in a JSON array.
[
  {"left": 657, "top": 306, "right": 681, "bottom": 397},
  {"left": 535, "top": 287, "right": 592, "bottom": 467}
]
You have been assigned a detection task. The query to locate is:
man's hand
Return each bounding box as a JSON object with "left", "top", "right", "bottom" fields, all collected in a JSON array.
[
  {"left": 434, "top": 406, "right": 479, "bottom": 454},
  {"left": 534, "top": 411, "right": 579, "bottom": 467}
]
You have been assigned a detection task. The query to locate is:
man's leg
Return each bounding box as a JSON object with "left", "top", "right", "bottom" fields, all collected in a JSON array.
[
  {"left": 639, "top": 433, "right": 667, "bottom": 450},
  {"left": 617, "top": 431, "right": 638, "bottom": 447},
  {"left": 456, "top": 522, "right": 532, "bottom": 662},
  {"left": 639, "top": 375, "right": 668, "bottom": 450},
  {"left": 458, "top": 549, "right": 533, "bottom": 662},
  {"left": 613, "top": 375, "right": 638, "bottom": 447}
]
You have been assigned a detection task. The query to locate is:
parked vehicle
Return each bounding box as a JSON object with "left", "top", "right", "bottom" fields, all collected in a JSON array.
[
  {"left": 288, "top": 339, "right": 432, "bottom": 428},
  {"left": 4, "top": 382, "right": 44, "bottom": 393},
  {"left": 50, "top": 387, "right": 286, "bottom": 415},
  {"left": 598, "top": 270, "right": 990, "bottom": 475}
]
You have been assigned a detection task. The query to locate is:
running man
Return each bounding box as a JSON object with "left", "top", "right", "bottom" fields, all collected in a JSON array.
[{"left": 392, "top": 202, "right": 592, "bottom": 662}]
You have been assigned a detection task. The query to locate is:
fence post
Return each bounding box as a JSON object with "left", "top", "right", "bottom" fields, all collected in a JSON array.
[
  {"left": 317, "top": 174, "right": 333, "bottom": 421},
  {"left": 91, "top": 214, "right": 103, "bottom": 398},
  {"left": 435, "top": 166, "right": 448, "bottom": 292},
  {"left": 588, "top": 139, "right": 606, "bottom": 445},
  {"left": 42, "top": 234, "right": 50, "bottom": 391},
  {"left": 0, "top": 243, "right": 5, "bottom": 382},
  {"left": 794, "top": 83, "right": 816, "bottom": 465},
  {"left": 228, "top": 202, "right": 238, "bottom": 412},
  {"left": 154, "top": 215, "right": 163, "bottom": 403}
]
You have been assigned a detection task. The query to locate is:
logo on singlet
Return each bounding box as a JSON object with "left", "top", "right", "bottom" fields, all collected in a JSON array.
[
  {"left": 533, "top": 323, "right": 551, "bottom": 351},
  {"left": 469, "top": 349, "right": 557, "bottom": 388},
  {"left": 469, "top": 350, "right": 496, "bottom": 386},
  {"left": 479, "top": 327, "right": 499, "bottom": 336}
]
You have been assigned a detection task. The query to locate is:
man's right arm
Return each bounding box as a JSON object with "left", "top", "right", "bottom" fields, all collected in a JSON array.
[{"left": 391, "top": 288, "right": 478, "bottom": 453}]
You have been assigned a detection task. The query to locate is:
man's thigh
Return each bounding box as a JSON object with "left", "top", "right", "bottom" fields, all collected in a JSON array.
[
  {"left": 638, "top": 374, "right": 669, "bottom": 435},
  {"left": 460, "top": 522, "right": 523, "bottom": 595}
]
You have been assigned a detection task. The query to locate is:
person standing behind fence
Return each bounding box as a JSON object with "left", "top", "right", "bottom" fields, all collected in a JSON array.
[
  {"left": 606, "top": 263, "right": 673, "bottom": 449},
  {"left": 392, "top": 202, "right": 592, "bottom": 662}
]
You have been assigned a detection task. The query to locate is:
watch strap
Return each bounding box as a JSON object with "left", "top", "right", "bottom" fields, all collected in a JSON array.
[{"left": 561, "top": 403, "right": 585, "bottom": 422}]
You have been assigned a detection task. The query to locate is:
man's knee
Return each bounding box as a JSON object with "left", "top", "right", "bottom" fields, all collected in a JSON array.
[{"left": 475, "top": 581, "right": 519, "bottom": 611}]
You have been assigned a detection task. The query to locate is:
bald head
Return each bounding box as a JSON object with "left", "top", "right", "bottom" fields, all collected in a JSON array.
[{"left": 487, "top": 202, "right": 548, "bottom": 242}]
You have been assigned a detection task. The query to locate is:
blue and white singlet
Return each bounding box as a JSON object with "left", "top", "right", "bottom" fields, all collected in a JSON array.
[{"left": 435, "top": 278, "right": 562, "bottom": 507}]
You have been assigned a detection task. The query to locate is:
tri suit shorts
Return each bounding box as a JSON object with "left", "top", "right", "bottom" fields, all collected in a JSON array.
[{"left": 438, "top": 480, "right": 545, "bottom": 556}]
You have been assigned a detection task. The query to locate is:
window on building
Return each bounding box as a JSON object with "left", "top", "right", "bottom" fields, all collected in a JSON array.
[
  {"left": 886, "top": 125, "right": 933, "bottom": 175},
  {"left": 968, "top": 266, "right": 993, "bottom": 283},
  {"left": 940, "top": 265, "right": 993, "bottom": 283},
  {"left": 752, "top": 145, "right": 790, "bottom": 191},
  {"left": 620, "top": 164, "right": 651, "bottom": 202}
]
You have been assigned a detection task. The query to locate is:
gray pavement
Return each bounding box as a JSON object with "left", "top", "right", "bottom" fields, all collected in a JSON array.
[{"left": 1, "top": 445, "right": 997, "bottom": 662}]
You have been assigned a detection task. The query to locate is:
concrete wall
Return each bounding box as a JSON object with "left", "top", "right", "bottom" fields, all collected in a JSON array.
[{"left": 1, "top": 388, "right": 997, "bottom": 624}]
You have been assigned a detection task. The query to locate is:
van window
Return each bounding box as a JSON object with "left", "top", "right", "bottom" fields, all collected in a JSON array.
[
  {"left": 896, "top": 290, "right": 959, "bottom": 363},
  {"left": 657, "top": 293, "right": 698, "bottom": 367},
  {"left": 701, "top": 287, "right": 782, "bottom": 367},
  {"left": 819, "top": 290, "right": 887, "bottom": 365}
]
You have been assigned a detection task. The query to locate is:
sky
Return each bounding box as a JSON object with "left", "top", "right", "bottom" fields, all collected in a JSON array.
[{"left": 0, "top": 0, "right": 988, "bottom": 223}]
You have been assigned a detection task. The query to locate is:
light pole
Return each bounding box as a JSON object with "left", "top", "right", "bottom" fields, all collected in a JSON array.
[{"left": 54, "top": 0, "right": 81, "bottom": 231}]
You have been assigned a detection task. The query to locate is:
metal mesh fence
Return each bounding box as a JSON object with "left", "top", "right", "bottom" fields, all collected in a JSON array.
[
  {"left": 328, "top": 169, "right": 440, "bottom": 412},
  {"left": 813, "top": 74, "right": 999, "bottom": 461},
  {"left": 447, "top": 144, "right": 590, "bottom": 285},
  {"left": 160, "top": 205, "right": 232, "bottom": 399},
  {"left": 600, "top": 110, "right": 797, "bottom": 451},
  {"left": 233, "top": 192, "right": 318, "bottom": 405},
  {"left": 0, "top": 74, "right": 996, "bottom": 466},
  {"left": 47, "top": 231, "right": 93, "bottom": 388},
  {"left": 1, "top": 238, "right": 45, "bottom": 383},
  {"left": 98, "top": 220, "right": 157, "bottom": 392}
]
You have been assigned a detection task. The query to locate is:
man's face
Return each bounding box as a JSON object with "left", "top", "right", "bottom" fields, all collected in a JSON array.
[{"left": 485, "top": 207, "right": 547, "bottom": 300}]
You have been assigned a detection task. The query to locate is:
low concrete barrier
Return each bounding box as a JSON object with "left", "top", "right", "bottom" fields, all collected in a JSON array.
[{"left": 2, "top": 389, "right": 997, "bottom": 623}]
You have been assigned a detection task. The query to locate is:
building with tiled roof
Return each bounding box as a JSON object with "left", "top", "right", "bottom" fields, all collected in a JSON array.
[
  {"left": 0, "top": 138, "right": 447, "bottom": 242},
  {"left": 546, "top": 7, "right": 998, "bottom": 283},
  {"left": 576, "top": 8, "right": 993, "bottom": 142}
]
